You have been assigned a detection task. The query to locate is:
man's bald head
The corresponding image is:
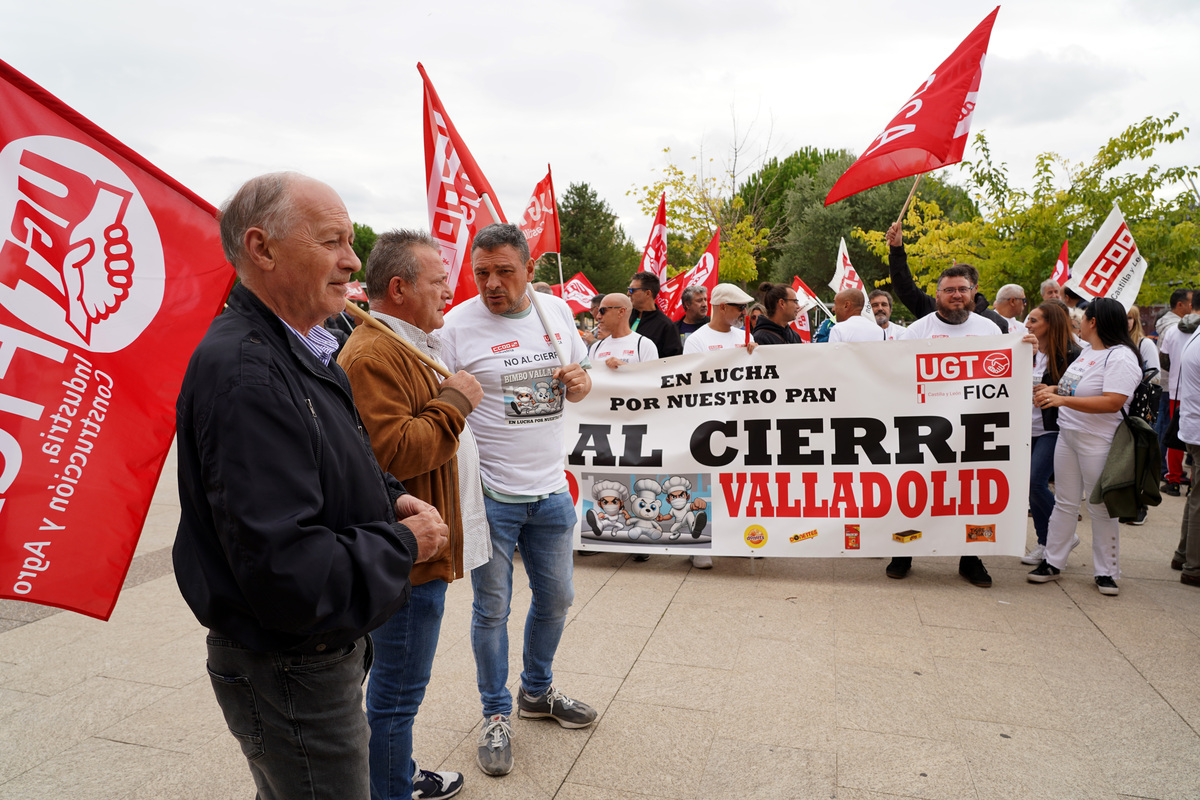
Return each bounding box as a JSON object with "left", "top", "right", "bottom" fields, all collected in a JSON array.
[
  {"left": 597, "top": 292, "right": 633, "bottom": 337},
  {"left": 833, "top": 289, "right": 865, "bottom": 322}
]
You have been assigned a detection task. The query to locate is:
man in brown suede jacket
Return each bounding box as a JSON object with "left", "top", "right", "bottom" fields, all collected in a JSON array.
[{"left": 339, "top": 229, "right": 487, "bottom": 800}]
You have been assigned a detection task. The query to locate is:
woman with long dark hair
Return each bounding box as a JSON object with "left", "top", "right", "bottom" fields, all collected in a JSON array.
[
  {"left": 1022, "top": 302, "right": 1082, "bottom": 565},
  {"left": 1029, "top": 297, "right": 1144, "bottom": 596}
]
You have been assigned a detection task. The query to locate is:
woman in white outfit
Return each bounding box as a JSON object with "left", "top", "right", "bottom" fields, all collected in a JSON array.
[{"left": 1028, "top": 297, "right": 1143, "bottom": 596}]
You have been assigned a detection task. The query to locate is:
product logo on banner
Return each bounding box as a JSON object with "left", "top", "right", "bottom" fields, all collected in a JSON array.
[
  {"left": 916, "top": 348, "right": 1011, "bottom": 403},
  {"left": 0, "top": 136, "right": 164, "bottom": 352}
]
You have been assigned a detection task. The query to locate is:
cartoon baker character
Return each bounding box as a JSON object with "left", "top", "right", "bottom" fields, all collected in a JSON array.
[
  {"left": 585, "top": 480, "right": 630, "bottom": 537},
  {"left": 657, "top": 475, "right": 708, "bottom": 540},
  {"left": 627, "top": 478, "right": 665, "bottom": 541},
  {"left": 510, "top": 386, "right": 535, "bottom": 415}
]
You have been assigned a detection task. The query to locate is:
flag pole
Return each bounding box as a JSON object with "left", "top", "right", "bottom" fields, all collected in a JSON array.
[
  {"left": 556, "top": 252, "right": 565, "bottom": 290},
  {"left": 343, "top": 299, "right": 452, "bottom": 379},
  {"left": 525, "top": 286, "right": 569, "bottom": 367},
  {"left": 895, "top": 174, "right": 923, "bottom": 227}
]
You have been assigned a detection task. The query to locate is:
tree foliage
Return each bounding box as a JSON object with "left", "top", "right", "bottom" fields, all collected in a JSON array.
[
  {"left": 546, "top": 182, "right": 640, "bottom": 294},
  {"left": 856, "top": 114, "right": 1200, "bottom": 304},
  {"left": 351, "top": 222, "right": 377, "bottom": 282}
]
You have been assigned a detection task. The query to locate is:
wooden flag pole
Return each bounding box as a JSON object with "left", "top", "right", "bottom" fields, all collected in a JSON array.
[
  {"left": 343, "top": 299, "right": 452, "bottom": 379},
  {"left": 895, "top": 174, "right": 923, "bottom": 227}
]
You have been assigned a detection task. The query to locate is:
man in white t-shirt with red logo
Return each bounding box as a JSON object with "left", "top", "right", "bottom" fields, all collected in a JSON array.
[
  {"left": 893, "top": 263, "right": 1002, "bottom": 588},
  {"left": 683, "top": 283, "right": 759, "bottom": 356},
  {"left": 828, "top": 288, "right": 884, "bottom": 343},
  {"left": 588, "top": 293, "right": 658, "bottom": 367},
  {"left": 440, "top": 224, "right": 596, "bottom": 779}
]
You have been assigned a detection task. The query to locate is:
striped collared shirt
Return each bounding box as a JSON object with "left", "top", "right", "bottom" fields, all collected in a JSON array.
[{"left": 279, "top": 318, "right": 340, "bottom": 365}]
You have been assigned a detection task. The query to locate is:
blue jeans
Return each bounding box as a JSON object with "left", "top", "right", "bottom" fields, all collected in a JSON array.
[
  {"left": 206, "top": 633, "right": 373, "bottom": 800},
  {"left": 366, "top": 580, "right": 447, "bottom": 800},
  {"left": 1030, "top": 432, "right": 1058, "bottom": 545},
  {"left": 472, "top": 493, "right": 576, "bottom": 717}
]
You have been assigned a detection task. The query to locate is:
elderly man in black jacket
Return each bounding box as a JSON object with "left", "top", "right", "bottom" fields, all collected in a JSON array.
[{"left": 174, "top": 172, "right": 447, "bottom": 800}]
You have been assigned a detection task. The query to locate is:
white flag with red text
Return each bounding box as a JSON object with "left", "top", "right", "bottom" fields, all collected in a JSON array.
[
  {"left": 519, "top": 165, "right": 560, "bottom": 262},
  {"left": 553, "top": 272, "right": 597, "bottom": 315},
  {"left": 790, "top": 276, "right": 817, "bottom": 341},
  {"left": 419, "top": 63, "right": 505, "bottom": 311},
  {"left": 657, "top": 230, "right": 719, "bottom": 321},
  {"left": 1051, "top": 239, "right": 1069, "bottom": 286},
  {"left": 830, "top": 238, "right": 873, "bottom": 318},
  {"left": 1065, "top": 204, "right": 1147, "bottom": 311},
  {"left": 639, "top": 193, "right": 668, "bottom": 282}
]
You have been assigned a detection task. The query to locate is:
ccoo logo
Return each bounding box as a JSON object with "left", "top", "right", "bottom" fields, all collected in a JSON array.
[{"left": 0, "top": 135, "right": 164, "bottom": 352}]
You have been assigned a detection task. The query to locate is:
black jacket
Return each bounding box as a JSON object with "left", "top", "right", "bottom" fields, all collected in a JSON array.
[
  {"left": 174, "top": 284, "right": 419, "bottom": 653},
  {"left": 631, "top": 306, "right": 683, "bottom": 358},
  {"left": 753, "top": 317, "right": 804, "bottom": 346},
  {"left": 888, "top": 244, "right": 1009, "bottom": 333}
]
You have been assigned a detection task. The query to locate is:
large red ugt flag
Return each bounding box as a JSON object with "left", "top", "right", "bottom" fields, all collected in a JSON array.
[
  {"left": 419, "top": 63, "right": 506, "bottom": 310},
  {"left": 825, "top": 7, "right": 999, "bottom": 206},
  {"left": 0, "top": 60, "right": 230, "bottom": 618}
]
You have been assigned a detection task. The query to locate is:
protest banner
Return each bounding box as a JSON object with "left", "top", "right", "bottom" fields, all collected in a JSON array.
[
  {"left": 639, "top": 192, "right": 668, "bottom": 282},
  {"left": 1065, "top": 203, "right": 1147, "bottom": 310},
  {"left": 419, "top": 63, "right": 505, "bottom": 311},
  {"left": 566, "top": 336, "right": 1030, "bottom": 558},
  {"left": 0, "top": 59, "right": 230, "bottom": 618},
  {"left": 519, "top": 165, "right": 559, "bottom": 263}
]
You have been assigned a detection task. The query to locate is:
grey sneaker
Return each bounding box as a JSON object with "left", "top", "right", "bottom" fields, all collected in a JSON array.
[
  {"left": 1021, "top": 544, "right": 1046, "bottom": 565},
  {"left": 517, "top": 686, "right": 597, "bottom": 728},
  {"left": 476, "top": 714, "right": 513, "bottom": 776}
]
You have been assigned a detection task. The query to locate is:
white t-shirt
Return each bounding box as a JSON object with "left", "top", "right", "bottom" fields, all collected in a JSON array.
[
  {"left": 441, "top": 294, "right": 589, "bottom": 496},
  {"left": 1160, "top": 323, "right": 1195, "bottom": 396},
  {"left": 828, "top": 315, "right": 885, "bottom": 343},
  {"left": 1055, "top": 345, "right": 1143, "bottom": 439},
  {"left": 902, "top": 311, "right": 1002, "bottom": 339},
  {"left": 1031, "top": 351, "right": 1048, "bottom": 438},
  {"left": 1177, "top": 333, "right": 1200, "bottom": 445},
  {"left": 1136, "top": 336, "right": 1158, "bottom": 375},
  {"left": 588, "top": 331, "right": 658, "bottom": 365},
  {"left": 683, "top": 324, "right": 748, "bottom": 354},
  {"left": 881, "top": 321, "right": 907, "bottom": 340}
]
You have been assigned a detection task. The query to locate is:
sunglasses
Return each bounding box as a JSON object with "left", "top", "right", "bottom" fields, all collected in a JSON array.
[
  {"left": 596, "top": 306, "right": 623, "bottom": 316},
  {"left": 627, "top": 287, "right": 646, "bottom": 294}
]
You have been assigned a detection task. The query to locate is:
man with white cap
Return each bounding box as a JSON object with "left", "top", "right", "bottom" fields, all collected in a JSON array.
[{"left": 683, "top": 283, "right": 758, "bottom": 356}]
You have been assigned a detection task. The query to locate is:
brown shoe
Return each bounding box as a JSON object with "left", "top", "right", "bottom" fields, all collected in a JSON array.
[{"left": 1182, "top": 573, "right": 1200, "bottom": 588}]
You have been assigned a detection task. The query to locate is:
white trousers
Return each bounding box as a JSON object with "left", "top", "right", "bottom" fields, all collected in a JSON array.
[{"left": 1046, "top": 427, "right": 1121, "bottom": 578}]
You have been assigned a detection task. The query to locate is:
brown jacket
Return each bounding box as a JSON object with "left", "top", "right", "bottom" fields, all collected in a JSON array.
[{"left": 338, "top": 323, "right": 473, "bottom": 586}]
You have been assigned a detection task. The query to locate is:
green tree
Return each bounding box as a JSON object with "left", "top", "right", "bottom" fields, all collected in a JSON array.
[
  {"left": 546, "top": 182, "right": 640, "bottom": 294},
  {"left": 856, "top": 114, "right": 1200, "bottom": 304},
  {"left": 351, "top": 222, "right": 377, "bottom": 282}
]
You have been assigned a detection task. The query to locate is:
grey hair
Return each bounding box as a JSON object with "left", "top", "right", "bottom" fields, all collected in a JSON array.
[
  {"left": 1039, "top": 278, "right": 1060, "bottom": 294},
  {"left": 681, "top": 284, "right": 708, "bottom": 306},
  {"left": 218, "top": 172, "right": 302, "bottom": 270},
  {"left": 365, "top": 229, "right": 440, "bottom": 301},
  {"left": 996, "top": 284, "right": 1024, "bottom": 302},
  {"left": 471, "top": 223, "right": 530, "bottom": 263}
]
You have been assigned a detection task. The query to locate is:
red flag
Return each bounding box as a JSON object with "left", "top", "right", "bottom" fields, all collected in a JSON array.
[
  {"left": 1051, "top": 239, "right": 1069, "bottom": 286},
  {"left": 551, "top": 272, "right": 597, "bottom": 314},
  {"left": 419, "top": 63, "right": 506, "bottom": 311},
  {"left": 825, "top": 7, "right": 999, "bottom": 206},
  {"left": 0, "top": 60, "right": 230, "bottom": 618},
  {"left": 345, "top": 280, "right": 368, "bottom": 302},
  {"left": 639, "top": 193, "right": 668, "bottom": 282},
  {"left": 658, "top": 230, "right": 720, "bottom": 321},
  {"left": 790, "top": 277, "right": 814, "bottom": 341},
  {"left": 519, "top": 165, "right": 560, "bottom": 262}
]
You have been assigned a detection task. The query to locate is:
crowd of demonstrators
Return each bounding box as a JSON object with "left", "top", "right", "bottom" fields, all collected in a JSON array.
[
  {"left": 338, "top": 230, "right": 486, "bottom": 800},
  {"left": 752, "top": 282, "right": 805, "bottom": 345},
  {"left": 1173, "top": 314, "right": 1200, "bottom": 586},
  {"left": 174, "top": 173, "right": 449, "bottom": 800},
  {"left": 627, "top": 271, "right": 683, "bottom": 358},
  {"left": 828, "top": 288, "right": 885, "bottom": 342},
  {"left": 869, "top": 289, "right": 906, "bottom": 339},
  {"left": 1159, "top": 289, "right": 1197, "bottom": 496},
  {"left": 1024, "top": 302, "right": 1083, "bottom": 563},
  {"left": 440, "top": 224, "right": 598, "bottom": 778},
  {"left": 1028, "top": 298, "right": 1144, "bottom": 596},
  {"left": 676, "top": 284, "right": 710, "bottom": 342}
]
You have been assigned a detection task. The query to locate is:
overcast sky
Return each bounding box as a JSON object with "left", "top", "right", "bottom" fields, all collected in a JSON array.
[{"left": 6, "top": 0, "right": 1198, "bottom": 244}]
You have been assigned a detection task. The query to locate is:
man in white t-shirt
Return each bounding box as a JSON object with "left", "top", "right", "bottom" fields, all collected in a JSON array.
[
  {"left": 869, "top": 289, "right": 906, "bottom": 340},
  {"left": 1174, "top": 324, "right": 1200, "bottom": 586},
  {"left": 440, "top": 224, "right": 596, "bottom": 778},
  {"left": 588, "top": 293, "right": 658, "bottom": 367},
  {"left": 683, "top": 283, "right": 758, "bottom": 356},
  {"left": 894, "top": 264, "right": 1002, "bottom": 588},
  {"left": 828, "top": 289, "right": 884, "bottom": 343},
  {"left": 1159, "top": 290, "right": 1197, "bottom": 494}
]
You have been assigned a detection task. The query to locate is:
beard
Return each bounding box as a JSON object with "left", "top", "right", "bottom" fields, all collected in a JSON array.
[{"left": 937, "top": 305, "right": 970, "bottom": 324}]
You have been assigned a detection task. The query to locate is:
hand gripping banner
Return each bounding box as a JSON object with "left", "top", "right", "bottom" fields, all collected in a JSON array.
[
  {"left": 565, "top": 336, "right": 1031, "bottom": 558},
  {"left": 0, "top": 59, "right": 230, "bottom": 618}
]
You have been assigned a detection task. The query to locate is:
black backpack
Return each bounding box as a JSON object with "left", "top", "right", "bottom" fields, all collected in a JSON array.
[{"left": 1128, "top": 367, "right": 1163, "bottom": 424}]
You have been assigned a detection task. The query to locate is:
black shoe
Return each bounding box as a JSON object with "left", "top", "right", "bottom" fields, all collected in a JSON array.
[
  {"left": 1162, "top": 482, "right": 1182, "bottom": 497},
  {"left": 577, "top": 550, "right": 600, "bottom": 557},
  {"left": 885, "top": 557, "right": 911, "bottom": 579},
  {"left": 1172, "top": 556, "right": 1185, "bottom": 571},
  {"left": 959, "top": 556, "right": 992, "bottom": 588},
  {"left": 412, "top": 767, "right": 464, "bottom": 799},
  {"left": 632, "top": 554, "right": 650, "bottom": 562},
  {"left": 1027, "top": 560, "right": 1061, "bottom": 583},
  {"left": 1182, "top": 573, "right": 1200, "bottom": 587},
  {"left": 1121, "top": 508, "right": 1148, "bottom": 526},
  {"left": 1095, "top": 575, "right": 1119, "bottom": 596}
]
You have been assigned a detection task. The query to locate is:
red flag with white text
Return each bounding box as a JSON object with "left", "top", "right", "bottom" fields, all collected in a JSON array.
[
  {"left": 345, "top": 280, "right": 368, "bottom": 302},
  {"left": 639, "top": 193, "right": 668, "bottom": 282},
  {"left": 658, "top": 229, "right": 719, "bottom": 321},
  {"left": 553, "top": 272, "right": 597, "bottom": 314},
  {"left": 0, "top": 60, "right": 230, "bottom": 618},
  {"left": 1051, "top": 239, "right": 1069, "bottom": 286},
  {"left": 1065, "top": 203, "right": 1147, "bottom": 311},
  {"left": 419, "top": 63, "right": 506, "bottom": 310},
  {"left": 790, "top": 276, "right": 814, "bottom": 341},
  {"left": 825, "top": 7, "right": 999, "bottom": 206},
  {"left": 519, "top": 165, "right": 560, "bottom": 262}
]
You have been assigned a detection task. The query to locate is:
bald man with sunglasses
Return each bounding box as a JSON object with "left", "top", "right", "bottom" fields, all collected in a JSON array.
[{"left": 588, "top": 293, "right": 659, "bottom": 368}]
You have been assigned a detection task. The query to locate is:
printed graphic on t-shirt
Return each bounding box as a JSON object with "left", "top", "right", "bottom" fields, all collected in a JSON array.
[
  {"left": 503, "top": 366, "right": 565, "bottom": 424},
  {"left": 1058, "top": 357, "right": 1095, "bottom": 397}
]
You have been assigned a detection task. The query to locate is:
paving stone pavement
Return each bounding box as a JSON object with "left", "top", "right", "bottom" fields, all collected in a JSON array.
[{"left": 2, "top": 449, "right": 1199, "bottom": 799}]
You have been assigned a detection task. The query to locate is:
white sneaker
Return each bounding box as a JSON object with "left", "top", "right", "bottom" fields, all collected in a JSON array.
[
  {"left": 691, "top": 555, "right": 713, "bottom": 569},
  {"left": 1021, "top": 544, "right": 1046, "bottom": 565}
]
